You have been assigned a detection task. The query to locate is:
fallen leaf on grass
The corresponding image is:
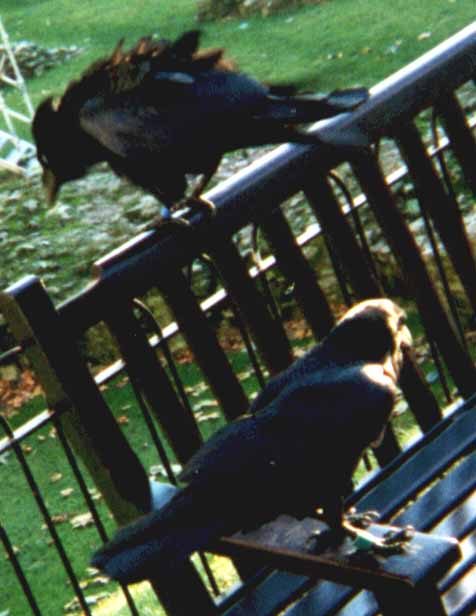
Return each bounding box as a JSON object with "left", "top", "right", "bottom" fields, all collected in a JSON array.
[
  {"left": 185, "top": 382, "right": 209, "bottom": 397},
  {"left": 115, "top": 376, "right": 129, "bottom": 389},
  {"left": 60, "top": 488, "right": 74, "bottom": 498},
  {"left": 42, "top": 514, "right": 68, "bottom": 529},
  {"left": 0, "top": 369, "right": 42, "bottom": 414},
  {"left": 196, "top": 411, "right": 221, "bottom": 423},
  {"left": 149, "top": 463, "right": 182, "bottom": 478},
  {"left": 174, "top": 349, "right": 195, "bottom": 365},
  {"left": 70, "top": 512, "right": 94, "bottom": 529},
  {"left": 50, "top": 472, "right": 63, "bottom": 483},
  {"left": 4, "top": 545, "right": 20, "bottom": 559},
  {"left": 79, "top": 575, "right": 110, "bottom": 589},
  {"left": 0, "top": 452, "right": 11, "bottom": 465},
  {"left": 193, "top": 399, "right": 219, "bottom": 413},
  {"left": 417, "top": 31, "right": 432, "bottom": 40},
  {"left": 237, "top": 368, "right": 254, "bottom": 381},
  {"left": 117, "top": 415, "right": 129, "bottom": 426},
  {"left": 64, "top": 593, "right": 110, "bottom": 613}
]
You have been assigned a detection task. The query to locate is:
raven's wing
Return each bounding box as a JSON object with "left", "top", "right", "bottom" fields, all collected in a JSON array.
[
  {"left": 178, "top": 414, "right": 267, "bottom": 484},
  {"left": 78, "top": 69, "right": 269, "bottom": 158},
  {"left": 181, "top": 362, "right": 395, "bottom": 486},
  {"left": 263, "top": 362, "right": 396, "bottom": 477}
]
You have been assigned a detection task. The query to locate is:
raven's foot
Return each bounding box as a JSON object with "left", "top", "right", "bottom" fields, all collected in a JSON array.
[
  {"left": 344, "top": 521, "right": 415, "bottom": 555},
  {"left": 172, "top": 195, "right": 216, "bottom": 220},
  {"left": 307, "top": 527, "right": 345, "bottom": 554},
  {"left": 345, "top": 508, "right": 380, "bottom": 529},
  {"left": 145, "top": 214, "right": 191, "bottom": 233}
]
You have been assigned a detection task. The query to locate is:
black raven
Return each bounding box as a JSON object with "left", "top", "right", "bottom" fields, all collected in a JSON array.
[
  {"left": 32, "top": 30, "right": 369, "bottom": 220},
  {"left": 91, "top": 299, "right": 411, "bottom": 585}
]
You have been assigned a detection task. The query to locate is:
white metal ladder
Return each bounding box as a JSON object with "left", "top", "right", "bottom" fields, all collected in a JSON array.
[{"left": 0, "top": 17, "right": 36, "bottom": 175}]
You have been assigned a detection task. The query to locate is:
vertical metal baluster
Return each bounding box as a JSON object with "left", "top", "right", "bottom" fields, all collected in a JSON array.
[
  {"left": 0, "top": 521, "right": 43, "bottom": 616},
  {"left": 191, "top": 259, "right": 267, "bottom": 390},
  {"left": 54, "top": 420, "right": 142, "bottom": 616},
  {"left": 0, "top": 415, "right": 93, "bottom": 616}
]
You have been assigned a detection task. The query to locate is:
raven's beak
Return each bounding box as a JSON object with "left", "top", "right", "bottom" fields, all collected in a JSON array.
[
  {"left": 400, "top": 325, "right": 413, "bottom": 352},
  {"left": 385, "top": 325, "right": 413, "bottom": 384},
  {"left": 42, "top": 169, "right": 59, "bottom": 206}
]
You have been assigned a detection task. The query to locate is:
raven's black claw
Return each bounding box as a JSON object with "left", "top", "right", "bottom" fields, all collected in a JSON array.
[
  {"left": 178, "top": 195, "right": 216, "bottom": 219},
  {"left": 145, "top": 213, "right": 191, "bottom": 232},
  {"left": 346, "top": 508, "right": 380, "bottom": 529}
]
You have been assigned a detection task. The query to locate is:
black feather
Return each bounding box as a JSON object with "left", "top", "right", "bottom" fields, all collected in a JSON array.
[{"left": 32, "top": 29, "right": 369, "bottom": 215}]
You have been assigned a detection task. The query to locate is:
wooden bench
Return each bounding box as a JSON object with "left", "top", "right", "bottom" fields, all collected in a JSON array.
[{"left": 2, "top": 22, "right": 476, "bottom": 616}]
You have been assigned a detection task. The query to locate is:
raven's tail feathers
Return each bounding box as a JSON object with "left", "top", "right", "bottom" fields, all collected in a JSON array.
[{"left": 256, "top": 87, "right": 370, "bottom": 147}]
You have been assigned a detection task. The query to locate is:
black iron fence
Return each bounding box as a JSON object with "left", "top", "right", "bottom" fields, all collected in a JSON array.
[{"left": 1, "top": 22, "right": 476, "bottom": 616}]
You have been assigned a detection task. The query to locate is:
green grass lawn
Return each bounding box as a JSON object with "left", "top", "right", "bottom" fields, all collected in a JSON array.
[
  {"left": 1, "top": 0, "right": 475, "bottom": 141},
  {"left": 0, "top": 0, "right": 475, "bottom": 614}
]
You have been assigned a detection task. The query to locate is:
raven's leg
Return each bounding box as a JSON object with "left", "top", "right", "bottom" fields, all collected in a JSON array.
[
  {"left": 184, "top": 158, "right": 222, "bottom": 218},
  {"left": 308, "top": 496, "right": 347, "bottom": 553},
  {"left": 309, "top": 500, "right": 413, "bottom": 555}
]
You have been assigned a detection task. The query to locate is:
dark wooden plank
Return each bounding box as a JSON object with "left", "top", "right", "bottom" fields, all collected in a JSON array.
[
  {"left": 208, "top": 238, "right": 293, "bottom": 375},
  {"left": 440, "top": 525, "right": 476, "bottom": 594},
  {"left": 391, "top": 450, "right": 476, "bottom": 531},
  {"left": 215, "top": 517, "right": 459, "bottom": 595},
  {"left": 348, "top": 396, "right": 475, "bottom": 510},
  {"left": 158, "top": 268, "right": 249, "bottom": 421},
  {"left": 436, "top": 91, "right": 476, "bottom": 197},
  {"left": 395, "top": 121, "right": 476, "bottom": 313},
  {"left": 258, "top": 206, "right": 335, "bottom": 339},
  {"left": 106, "top": 303, "right": 203, "bottom": 464},
  {"left": 304, "top": 177, "right": 383, "bottom": 299},
  {"left": 434, "top": 493, "right": 476, "bottom": 543},
  {"left": 222, "top": 571, "right": 314, "bottom": 616},
  {"left": 281, "top": 433, "right": 476, "bottom": 616},
  {"left": 443, "top": 565, "right": 476, "bottom": 616},
  {"left": 355, "top": 411, "right": 476, "bottom": 519},
  {"left": 352, "top": 151, "right": 476, "bottom": 398},
  {"left": 281, "top": 578, "right": 359, "bottom": 616}
]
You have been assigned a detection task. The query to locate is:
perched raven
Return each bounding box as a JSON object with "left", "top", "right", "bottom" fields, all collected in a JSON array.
[
  {"left": 91, "top": 299, "right": 411, "bottom": 585},
  {"left": 32, "top": 30, "right": 369, "bottom": 220}
]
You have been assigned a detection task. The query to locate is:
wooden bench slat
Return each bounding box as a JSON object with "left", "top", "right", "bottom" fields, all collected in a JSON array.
[
  {"left": 274, "top": 413, "right": 476, "bottom": 616},
  {"left": 392, "top": 449, "right": 476, "bottom": 530},
  {"left": 440, "top": 529, "right": 476, "bottom": 594},
  {"left": 443, "top": 564, "right": 476, "bottom": 616},
  {"left": 356, "top": 410, "right": 476, "bottom": 518},
  {"left": 222, "top": 571, "right": 314, "bottom": 616}
]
